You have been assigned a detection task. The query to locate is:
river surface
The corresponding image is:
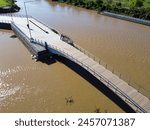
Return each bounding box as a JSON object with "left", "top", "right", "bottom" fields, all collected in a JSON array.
[{"left": 0, "top": 0, "right": 150, "bottom": 112}]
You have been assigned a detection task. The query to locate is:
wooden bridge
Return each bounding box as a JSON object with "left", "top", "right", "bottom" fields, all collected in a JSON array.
[{"left": 0, "top": 14, "right": 150, "bottom": 113}]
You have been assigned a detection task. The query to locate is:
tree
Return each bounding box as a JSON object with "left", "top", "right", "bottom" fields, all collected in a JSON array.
[
  {"left": 96, "top": 0, "right": 103, "bottom": 7},
  {"left": 128, "top": 0, "right": 136, "bottom": 8},
  {"left": 136, "top": 0, "right": 143, "bottom": 7},
  {"left": 116, "top": 2, "right": 121, "bottom": 7}
]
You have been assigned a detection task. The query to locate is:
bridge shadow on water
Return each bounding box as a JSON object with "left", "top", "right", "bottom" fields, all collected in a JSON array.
[
  {"left": 39, "top": 55, "right": 135, "bottom": 113},
  {"left": 39, "top": 56, "right": 57, "bottom": 65}
]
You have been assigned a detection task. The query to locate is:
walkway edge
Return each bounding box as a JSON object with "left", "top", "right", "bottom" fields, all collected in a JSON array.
[{"left": 102, "top": 11, "right": 150, "bottom": 26}]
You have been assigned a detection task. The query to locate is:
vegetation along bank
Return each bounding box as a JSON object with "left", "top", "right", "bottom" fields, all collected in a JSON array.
[
  {"left": 58, "top": 0, "right": 150, "bottom": 20},
  {"left": 0, "top": 0, "right": 20, "bottom": 13}
]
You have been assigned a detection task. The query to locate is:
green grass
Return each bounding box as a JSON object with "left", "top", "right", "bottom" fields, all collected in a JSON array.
[
  {"left": 0, "top": 0, "right": 12, "bottom": 7},
  {"left": 114, "top": 0, "right": 150, "bottom": 9},
  {"left": 143, "top": 0, "right": 150, "bottom": 8}
]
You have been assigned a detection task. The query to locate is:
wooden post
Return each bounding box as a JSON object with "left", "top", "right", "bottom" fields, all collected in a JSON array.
[
  {"left": 119, "top": 73, "right": 121, "bottom": 78},
  {"left": 112, "top": 68, "right": 114, "bottom": 73},
  {"left": 99, "top": 60, "right": 101, "bottom": 64},
  {"left": 128, "top": 79, "right": 130, "bottom": 85}
]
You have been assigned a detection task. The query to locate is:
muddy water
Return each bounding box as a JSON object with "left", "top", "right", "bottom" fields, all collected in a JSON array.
[
  {"left": 0, "top": 31, "right": 123, "bottom": 112},
  {"left": 0, "top": 0, "right": 150, "bottom": 112}
]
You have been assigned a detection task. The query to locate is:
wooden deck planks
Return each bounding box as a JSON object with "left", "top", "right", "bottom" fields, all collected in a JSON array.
[{"left": 143, "top": 101, "right": 150, "bottom": 111}]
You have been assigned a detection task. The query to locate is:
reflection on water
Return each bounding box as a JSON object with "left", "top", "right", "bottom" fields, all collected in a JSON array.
[{"left": 0, "top": 0, "right": 150, "bottom": 112}]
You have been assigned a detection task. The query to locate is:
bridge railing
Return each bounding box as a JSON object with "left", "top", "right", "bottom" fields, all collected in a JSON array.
[
  {"left": 11, "top": 22, "right": 41, "bottom": 56},
  {"left": 0, "top": 19, "right": 12, "bottom": 24},
  {"left": 0, "top": 14, "right": 28, "bottom": 18},
  {"left": 10, "top": 21, "right": 148, "bottom": 112},
  {"left": 26, "top": 17, "right": 150, "bottom": 100},
  {"left": 11, "top": 22, "right": 30, "bottom": 41},
  {"left": 73, "top": 44, "right": 150, "bottom": 99},
  {"left": 47, "top": 43, "right": 148, "bottom": 113},
  {"left": 3, "top": 15, "right": 149, "bottom": 111},
  {"left": 31, "top": 16, "right": 61, "bottom": 36}
]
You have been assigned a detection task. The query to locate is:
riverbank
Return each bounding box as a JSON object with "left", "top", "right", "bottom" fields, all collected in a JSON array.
[
  {"left": 102, "top": 11, "right": 150, "bottom": 26},
  {"left": 0, "top": 0, "right": 20, "bottom": 13},
  {"left": 57, "top": 0, "right": 150, "bottom": 21}
]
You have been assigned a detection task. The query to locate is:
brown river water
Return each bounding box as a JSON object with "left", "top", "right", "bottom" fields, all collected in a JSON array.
[{"left": 0, "top": 0, "right": 150, "bottom": 112}]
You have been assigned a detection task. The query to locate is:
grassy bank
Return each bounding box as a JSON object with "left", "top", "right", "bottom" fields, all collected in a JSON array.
[
  {"left": 0, "top": 0, "right": 20, "bottom": 13},
  {"left": 0, "top": 0, "right": 14, "bottom": 7},
  {"left": 0, "top": 0, "right": 19, "bottom": 8},
  {"left": 58, "top": 0, "right": 150, "bottom": 20}
]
